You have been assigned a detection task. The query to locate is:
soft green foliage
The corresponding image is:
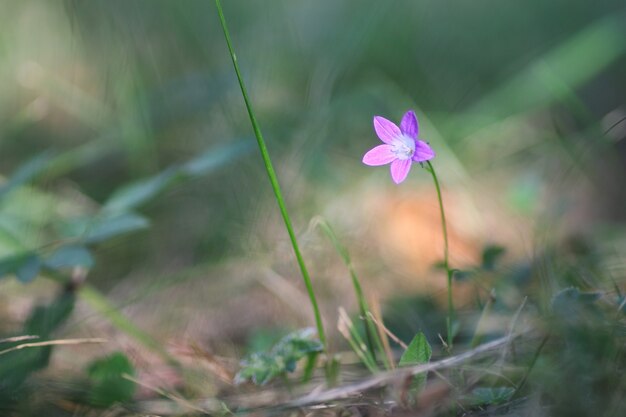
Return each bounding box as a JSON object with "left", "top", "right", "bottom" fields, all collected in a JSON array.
[
  {"left": 0, "top": 0, "right": 624, "bottom": 415},
  {"left": 104, "top": 142, "right": 252, "bottom": 214},
  {"left": 551, "top": 287, "right": 603, "bottom": 325},
  {"left": 452, "top": 243, "right": 508, "bottom": 281},
  {"left": 0, "top": 252, "right": 40, "bottom": 283},
  {"left": 44, "top": 245, "right": 94, "bottom": 270},
  {"left": 216, "top": 0, "right": 328, "bottom": 355},
  {"left": 235, "top": 329, "right": 323, "bottom": 385},
  {"left": 87, "top": 352, "right": 136, "bottom": 407},
  {"left": 467, "top": 387, "right": 515, "bottom": 406},
  {"left": 399, "top": 332, "right": 432, "bottom": 395},
  {"left": 60, "top": 212, "right": 150, "bottom": 244},
  {"left": 0, "top": 141, "right": 251, "bottom": 285},
  {"left": 0, "top": 153, "right": 53, "bottom": 200},
  {"left": 313, "top": 217, "right": 387, "bottom": 368},
  {"left": 481, "top": 245, "right": 506, "bottom": 271},
  {"left": 0, "top": 292, "right": 75, "bottom": 394}
]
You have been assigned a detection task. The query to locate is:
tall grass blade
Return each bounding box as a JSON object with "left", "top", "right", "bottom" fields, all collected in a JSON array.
[{"left": 214, "top": 0, "right": 327, "bottom": 352}]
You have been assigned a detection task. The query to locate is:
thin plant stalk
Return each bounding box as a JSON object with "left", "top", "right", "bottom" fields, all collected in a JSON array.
[
  {"left": 470, "top": 288, "right": 496, "bottom": 348},
  {"left": 425, "top": 161, "right": 454, "bottom": 350},
  {"left": 313, "top": 217, "right": 390, "bottom": 369},
  {"left": 215, "top": 0, "right": 327, "bottom": 350},
  {"left": 338, "top": 308, "right": 379, "bottom": 373}
]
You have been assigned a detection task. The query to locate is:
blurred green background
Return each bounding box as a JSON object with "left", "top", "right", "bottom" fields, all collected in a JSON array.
[{"left": 0, "top": 0, "right": 625, "bottom": 410}]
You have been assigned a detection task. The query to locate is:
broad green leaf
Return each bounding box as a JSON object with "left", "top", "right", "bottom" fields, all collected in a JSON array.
[
  {"left": 0, "top": 187, "right": 62, "bottom": 251},
  {"left": 15, "top": 254, "right": 41, "bottom": 283},
  {"left": 102, "top": 141, "right": 251, "bottom": 214},
  {"left": 0, "top": 293, "right": 75, "bottom": 390},
  {"left": 182, "top": 141, "right": 252, "bottom": 176},
  {"left": 0, "top": 252, "right": 41, "bottom": 283},
  {"left": 0, "top": 253, "right": 28, "bottom": 278},
  {"left": 45, "top": 245, "right": 94, "bottom": 270},
  {"left": 103, "top": 167, "right": 180, "bottom": 213},
  {"left": 0, "top": 152, "right": 53, "bottom": 200},
  {"left": 60, "top": 213, "right": 150, "bottom": 244},
  {"left": 85, "top": 213, "right": 149, "bottom": 243},
  {"left": 87, "top": 352, "right": 136, "bottom": 407},
  {"left": 0, "top": 221, "right": 24, "bottom": 254},
  {"left": 24, "top": 292, "right": 75, "bottom": 337}
]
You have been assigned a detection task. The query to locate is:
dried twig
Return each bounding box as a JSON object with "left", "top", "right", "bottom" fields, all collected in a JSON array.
[
  {"left": 0, "top": 335, "right": 39, "bottom": 344},
  {"left": 288, "top": 334, "right": 518, "bottom": 407},
  {"left": 366, "top": 312, "right": 407, "bottom": 350},
  {"left": 367, "top": 299, "right": 396, "bottom": 368},
  {"left": 0, "top": 338, "right": 107, "bottom": 356}
]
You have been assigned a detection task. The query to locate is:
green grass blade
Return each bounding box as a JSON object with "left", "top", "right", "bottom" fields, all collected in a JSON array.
[{"left": 214, "top": 0, "right": 327, "bottom": 351}]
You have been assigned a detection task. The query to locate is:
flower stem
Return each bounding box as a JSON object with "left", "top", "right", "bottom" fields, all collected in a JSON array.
[
  {"left": 426, "top": 161, "right": 454, "bottom": 351},
  {"left": 215, "top": 0, "right": 327, "bottom": 351}
]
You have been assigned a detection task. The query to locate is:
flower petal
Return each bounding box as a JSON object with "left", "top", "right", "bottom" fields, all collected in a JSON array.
[
  {"left": 390, "top": 158, "right": 412, "bottom": 184},
  {"left": 373, "top": 116, "right": 401, "bottom": 144},
  {"left": 400, "top": 110, "right": 419, "bottom": 139},
  {"left": 412, "top": 140, "right": 436, "bottom": 162},
  {"left": 362, "top": 144, "right": 396, "bottom": 166}
]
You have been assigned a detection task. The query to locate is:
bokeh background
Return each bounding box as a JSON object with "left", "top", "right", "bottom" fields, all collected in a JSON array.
[{"left": 1, "top": 0, "right": 625, "bottom": 413}]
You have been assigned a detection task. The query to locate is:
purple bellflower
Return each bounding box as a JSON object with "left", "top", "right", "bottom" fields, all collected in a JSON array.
[{"left": 362, "top": 110, "right": 435, "bottom": 184}]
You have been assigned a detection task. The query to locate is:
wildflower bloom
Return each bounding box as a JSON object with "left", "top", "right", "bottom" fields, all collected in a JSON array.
[{"left": 362, "top": 110, "right": 435, "bottom": 184}]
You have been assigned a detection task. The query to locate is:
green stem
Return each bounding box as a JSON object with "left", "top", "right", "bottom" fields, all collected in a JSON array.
[
  {"left": 215, "top": 0, "right": 327, "bottom": 350},
  {"left": 426, "top": 161, "right": 454, "bottom": 351},
  {"left": 315, "top": 218, "right": 383, "bottom": 367}
]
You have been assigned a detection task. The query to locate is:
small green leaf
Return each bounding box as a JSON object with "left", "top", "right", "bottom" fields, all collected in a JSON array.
[
  {"left": 432, "top": 260, "right": 447, "bottom": 270},
  {"left": 60, "top": 213, "right": 149, "bottom": 244},
  {"left": 452, "top": 269, "right": 475, "bottom": 281},
  {"left": 45, "top": 245, "right": 94, "bottom": 270},
  {"left": 86, "top": 213, "right": 150, "bottom": 243},
  {"left": 0, "top": 293, "right": 75, "bottom": 390},
  {"left": 0, "top": 252, "right": 41, "bottom": 283},
  {"left": 103, "top": 167, "right": 180, "bottom": 213},
  {"left": 234, "top": 352, "right": 279, "bottom": 385},
  {"left": 182, "top": 141, "right": 253, "bottom": 176},
  {"left": 24, "top": 292, "right": 75, "bottom": 337},
  {"left": 399, "top": 332, "right": 432, "bottom": 366},
  {"left": 468, "top": 387, "right": 515, "bottom": 406},
  {"left": 481, "top": 245, "right": 506, "bottom": 271},
  {"left": 0, "top": 152, "right": 53, "bottom": 200},
  {"left": 87, "top": 352, "right": 136, "bottom": 407},
  {"left": 15, "top": 254, "right": 41, "bottom": 283},
  {"left": 235, "top": 328, "right": 323, "bottom": 385},
  {"left": 0, "top": 253, "right": 27, "bottom": 279},
  {"left": 399, "top": 332, "right": 432, "bottom": 400}
]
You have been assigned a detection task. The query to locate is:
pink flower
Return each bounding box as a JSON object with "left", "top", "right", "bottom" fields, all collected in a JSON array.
[{"left": 362, "top": 110, "right": 435, "bottom": 184}]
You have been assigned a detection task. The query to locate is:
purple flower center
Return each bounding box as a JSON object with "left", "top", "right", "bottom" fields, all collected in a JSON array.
[{"left": 391, "top": 134, "right": 415, "bottom": 160}]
